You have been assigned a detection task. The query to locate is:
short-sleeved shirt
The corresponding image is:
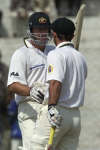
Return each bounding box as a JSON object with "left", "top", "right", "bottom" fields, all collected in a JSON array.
[
  {"left": 7, "top": 45, "right": 55, "bottom": 103},
  {"left": 47, "top": 42, "right": 87, "bottom": 108}
]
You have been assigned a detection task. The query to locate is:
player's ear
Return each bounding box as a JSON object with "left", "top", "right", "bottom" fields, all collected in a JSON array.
[
  {"left": 71, "top": 34, "right": 75, "bottom": 40},
  {"left": 71, "top": 34, "right": 74, "bottom": 40},
  {"left": 52, "top": 31, "right": 57, "bottom": 38}
]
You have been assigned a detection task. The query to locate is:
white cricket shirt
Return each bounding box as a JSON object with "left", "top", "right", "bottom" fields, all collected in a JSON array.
[
  {"left": 47, "top": 42, "right": 87, "bottom": 108},
  {"left": 7, "top": 44, "right": 55, "bottom": 103}
]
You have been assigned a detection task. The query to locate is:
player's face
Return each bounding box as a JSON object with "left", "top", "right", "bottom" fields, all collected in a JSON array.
[
  {"left": 31, "top": 28, "right": 51, "bottom": 46},
  {"left": 24, "top": 27, "right": 52, "bottom": 50}
]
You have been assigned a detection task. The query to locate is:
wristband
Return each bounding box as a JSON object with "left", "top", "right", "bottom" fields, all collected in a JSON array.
[{"left": 48, "top": 104, "right": 56, "bottom": 110}]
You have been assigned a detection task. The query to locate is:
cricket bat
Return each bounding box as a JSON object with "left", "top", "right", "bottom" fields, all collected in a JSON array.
[
  {"left": 73, "top": 4, "right": 86, "bottom": 50},
  {"left": 45, "top": 126, "right": 56, "bottom": 150}
]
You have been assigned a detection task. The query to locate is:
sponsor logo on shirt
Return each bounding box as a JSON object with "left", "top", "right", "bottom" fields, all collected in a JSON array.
[
  {"left": 30, "top": 64, "right": 45, "bottom": 70},
  {"left": 48, "top": 64, "right": 53, "bottom": 73},
  {"left": 10, "top": 72, "right": 19, "bottom": 77}
]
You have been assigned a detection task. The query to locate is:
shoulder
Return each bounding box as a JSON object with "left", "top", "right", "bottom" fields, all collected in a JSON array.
[
  {"left": 80, "top": 53, "right": 87, "bottom": 67},
  {"left": 13, "top": 46, "right": 27, "bottom": 55},
  {"left": 47, "top": 48, "right": 62, "bottom": 61},
  {"left": 76, "top": 50, "right": 87, "bottom": 62},
  {"left": 11, "top": 46, "right": 27, "bottom": 60},
  {"left": 74, "top": 49, "right": 87, "bottom": 66}
]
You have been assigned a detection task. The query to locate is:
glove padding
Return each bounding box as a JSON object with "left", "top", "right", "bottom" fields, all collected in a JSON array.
[
  {"left": 25, "top": 82, "right": 49, "bottom": 104},
  {"left": 48, "top": 105, "right": 62, "bottom": 128},
  {"left": 30, "top": 87, "right": 44, "bottom": 104}
]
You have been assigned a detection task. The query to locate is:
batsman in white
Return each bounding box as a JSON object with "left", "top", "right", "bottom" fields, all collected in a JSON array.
[
  {"left": 30, "top": 17, "right": 87, "bottom": 150},
  {"left": 7, "top": 12, "right": 55, "bottom": 150}
]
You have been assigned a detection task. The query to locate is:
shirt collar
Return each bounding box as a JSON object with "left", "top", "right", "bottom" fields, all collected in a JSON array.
[
  {"left": 56, "top": 41, "right": 74, "bottom": 48},
  {"left": 26, "top": 40, "right": 46, "bottom": 56}
]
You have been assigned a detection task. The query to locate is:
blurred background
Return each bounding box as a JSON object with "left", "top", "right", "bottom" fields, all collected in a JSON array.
[{"left": 0, "top": 0, "right": 100, "bottom": 150}]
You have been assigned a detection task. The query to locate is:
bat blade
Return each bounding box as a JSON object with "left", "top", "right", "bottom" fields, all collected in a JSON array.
[
  {"left": 73, "top": 4, "right": 86, "bottom": 50},
  {"left": 45, "top": 127, "right": 56, "bottom": 150}
]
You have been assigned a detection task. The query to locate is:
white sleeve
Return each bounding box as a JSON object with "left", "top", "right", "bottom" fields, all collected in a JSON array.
[
  {"left": 46, "top": 51, "right": 65, "bottom": 83},
  {"left": 83, "top": 56, "right": 88, "bottom": 79},
  {"left": 80, "top": 54, "right": 88, "bottom": 79},
  {"left": 7, "top": 50, "right": 27, "bottom": 86}
]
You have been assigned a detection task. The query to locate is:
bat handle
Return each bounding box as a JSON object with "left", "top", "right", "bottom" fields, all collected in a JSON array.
[{"left": 48, "top": 126, "right": 56, "bottom": 145}]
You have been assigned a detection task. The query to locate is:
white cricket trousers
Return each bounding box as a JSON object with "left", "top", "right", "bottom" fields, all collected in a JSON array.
[
  {"left": 30, "top": 105, "right": 81, "bottom": 150},
  {"left": 18, "top": 101, "right": 43, "bottom": 150}
]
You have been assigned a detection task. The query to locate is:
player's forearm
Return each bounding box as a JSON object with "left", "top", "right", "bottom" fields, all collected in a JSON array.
[
  {"left": 48, "top": 80, "right": 62, "bottom": 105},
  {"left": 8, "top": 82, "right": 30, "bottom": 96}
]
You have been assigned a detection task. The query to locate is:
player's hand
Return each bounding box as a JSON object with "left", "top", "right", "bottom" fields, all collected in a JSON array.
[
  {"left": 30, "top": 87, "right": 44, "bottom": 104},
  {"left": 48, "top": 105, "right": 62, "bottom": 128}
]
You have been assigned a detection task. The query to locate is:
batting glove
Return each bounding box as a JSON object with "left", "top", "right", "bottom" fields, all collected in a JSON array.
[
  {"left": 30, "top": 87, "right": 44, "bottom": 104},
  {"left": 48, "top": 104, "right": 62, "bottom": 128}
]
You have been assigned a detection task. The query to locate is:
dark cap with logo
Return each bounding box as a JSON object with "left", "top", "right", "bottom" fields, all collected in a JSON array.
[
  {"left": 51, "top": 17, "right": 75, "bottom": 36},
  {"left": 28, "top": 12, "right": 51, "bottom": 32}
]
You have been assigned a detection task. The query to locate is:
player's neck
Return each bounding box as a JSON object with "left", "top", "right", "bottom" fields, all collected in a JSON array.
[
  {"left": 35, "top": 44, "right": 45, "bottom": 51},
  {"left": 56, "top": 40, "right": 67, "bottom": 46},
  {"left": 31, "top": 41, "right": 45, "bottom": 52}
]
